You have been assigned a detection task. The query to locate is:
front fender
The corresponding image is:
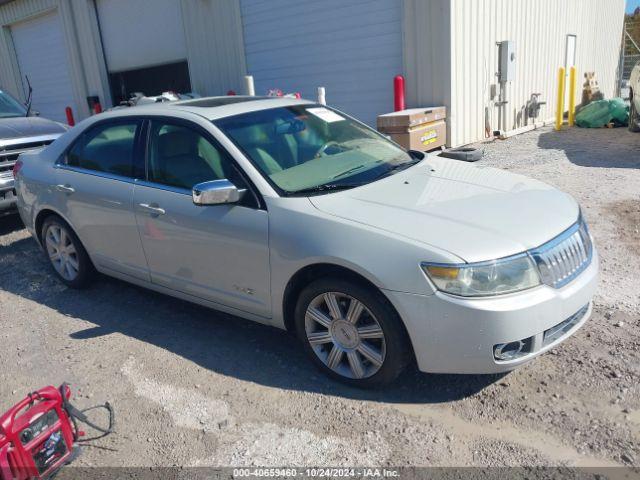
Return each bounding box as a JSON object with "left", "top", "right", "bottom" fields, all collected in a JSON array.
[{"left": 266, "top": 197, "right": 459, "bottom": 327}]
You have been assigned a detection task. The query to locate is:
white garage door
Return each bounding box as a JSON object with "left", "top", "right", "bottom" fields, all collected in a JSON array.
[
  {"left": 95, "top": 0, "right": 187, "bottom": 72},
  {"left": 240, "top": 0, "right": 403, "bottom": 126},
  {"left": 11, "top": 11, "right": 76, "bottom": 123}
]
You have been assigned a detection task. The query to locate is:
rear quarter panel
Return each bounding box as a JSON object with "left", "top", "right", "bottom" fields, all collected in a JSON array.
[
  {"left": 15, "top": 129, "right": 77, "bottom": 238},
  {"left": 16, "top": 151, "right": 53, "bottom": 237}
]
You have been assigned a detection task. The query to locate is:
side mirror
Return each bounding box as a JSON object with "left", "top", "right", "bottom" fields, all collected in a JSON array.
[{"left": 192, "top": 179, "right": 246, "bottom": 206}]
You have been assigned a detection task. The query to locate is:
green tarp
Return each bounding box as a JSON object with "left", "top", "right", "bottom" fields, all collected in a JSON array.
[{"left": 575, "top": 98, "right": 629, "bottom": 128}]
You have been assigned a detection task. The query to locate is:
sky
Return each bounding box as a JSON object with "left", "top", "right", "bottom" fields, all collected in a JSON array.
[{"left": 628, "top": 0, "right": 640, "bottom": 13}]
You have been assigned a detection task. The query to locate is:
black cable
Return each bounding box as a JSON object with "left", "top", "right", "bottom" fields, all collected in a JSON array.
[
  {"left": 59, "top": 383, "right": 115, "bottom": 443},
  {"left": 75, "top": 403, "right": 115, "bottom": 442}
]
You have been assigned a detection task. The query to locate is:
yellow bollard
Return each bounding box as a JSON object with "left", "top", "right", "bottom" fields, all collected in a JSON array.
[
  {"left": 555, "top": 67, "right": 566, "bottom": 131},
  {"left": 568, "top": 66, "right": 577, "bottom": 126}
]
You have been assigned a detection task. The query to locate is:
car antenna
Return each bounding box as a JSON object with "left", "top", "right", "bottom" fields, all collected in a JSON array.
[{"left": 24, "top": 75, "right": 33, "bottom": 117}]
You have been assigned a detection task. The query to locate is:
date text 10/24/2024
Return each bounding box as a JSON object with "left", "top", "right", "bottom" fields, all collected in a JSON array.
[{"left": 233, "top": 468, "right": 400, "bottom": 478}]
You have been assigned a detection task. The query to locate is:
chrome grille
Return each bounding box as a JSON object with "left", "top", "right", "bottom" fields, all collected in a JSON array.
[
  {"left": 530, "top": 220, "right": 593, "bottom": 288},
  {"left": 0, "top": 140, "right": 53, "bottom": 177}
]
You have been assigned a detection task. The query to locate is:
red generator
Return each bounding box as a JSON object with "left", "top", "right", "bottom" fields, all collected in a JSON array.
[{"left": 0, "top": 385, "right": 79, "bottom": 480}]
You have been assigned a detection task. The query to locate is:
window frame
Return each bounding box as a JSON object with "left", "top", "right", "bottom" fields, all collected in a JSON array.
[
  {"left": 58, "top": 117, "right": 145, "bottom": 182},
  {"left": 138, "top": 116, "right": 264, "bottom": 210}
]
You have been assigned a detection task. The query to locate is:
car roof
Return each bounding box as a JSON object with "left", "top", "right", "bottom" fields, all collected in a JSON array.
[
  {"left": 174, "top": 96, "right": 315, "bottom": 120},
  {"left": 107, "top": 96, "right": 316, "bottom": 121}
]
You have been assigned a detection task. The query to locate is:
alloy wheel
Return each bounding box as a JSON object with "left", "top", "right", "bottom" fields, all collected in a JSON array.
[
  {"left": 45, "top": 224, "right": 80, "bottom": 281},
  {"left": 304, "top": 292, "right": 386, "bottom": 379}
]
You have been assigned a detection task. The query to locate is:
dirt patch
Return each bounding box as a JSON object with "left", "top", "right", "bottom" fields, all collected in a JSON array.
[{"left": 606, "top": 199, "right": 640, "bottom": 256}]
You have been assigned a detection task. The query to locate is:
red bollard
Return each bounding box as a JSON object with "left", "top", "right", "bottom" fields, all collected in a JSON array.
[
  {"left": 65, "top": 107, "right": 75, "bottom": 126},
  {"left": 393, "top": 75, "right": 405, "bottom": 112}
]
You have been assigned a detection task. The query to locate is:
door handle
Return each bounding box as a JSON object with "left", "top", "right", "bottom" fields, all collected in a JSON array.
[
  {"left": 55, "top": 184, "right": 75, "bottom": 194},
  {"left": 138, "top": 203, "right": 166, "bottom": 216}
]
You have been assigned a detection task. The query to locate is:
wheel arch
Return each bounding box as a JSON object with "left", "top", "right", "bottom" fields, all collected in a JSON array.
[
  {"left": 34, "top": 207, "right": 75, "bottom": 246},
  {"left": 281, "top": 263, "right": 415, "bottom": 362}
]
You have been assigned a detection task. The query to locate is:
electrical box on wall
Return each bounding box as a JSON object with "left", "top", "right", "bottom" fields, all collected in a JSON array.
[{"left": 497, "top": 41, "right": 516, "bottom": 83}]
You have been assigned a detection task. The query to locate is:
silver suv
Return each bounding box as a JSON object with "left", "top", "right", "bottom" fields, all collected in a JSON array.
[
  {"left": 15, "top": 97, "right": 598, "bottom": 387},
  {"left": 0, "top": 89, "right": 66, "bottom": 215}
]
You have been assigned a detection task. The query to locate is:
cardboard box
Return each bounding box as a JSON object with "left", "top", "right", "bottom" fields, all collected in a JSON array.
[
  {"left": 384, "top": 120, "right": 446, "bottom": 152},
  {"left": 377, "top": 106, "right": 447, "bottom": 131}
]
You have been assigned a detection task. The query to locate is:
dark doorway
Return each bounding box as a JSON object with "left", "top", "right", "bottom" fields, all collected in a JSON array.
[{"left": 109, "top": 61, "right": 191, "bottom": 106}]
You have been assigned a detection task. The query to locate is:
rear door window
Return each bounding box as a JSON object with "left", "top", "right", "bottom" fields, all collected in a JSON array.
[{"left": 67, "top": 121, "right": 141, "bottom": 177}]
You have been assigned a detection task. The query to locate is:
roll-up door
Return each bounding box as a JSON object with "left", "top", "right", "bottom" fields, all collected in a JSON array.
[
  {"left": 11, "top": 11, "right": 77, "bottom": 123},
  {"left": 95, "top": 0, "right": 191, "bottom": 103},
  {"left": 240, "top": 0, "right": 403, "bottom": 126}
]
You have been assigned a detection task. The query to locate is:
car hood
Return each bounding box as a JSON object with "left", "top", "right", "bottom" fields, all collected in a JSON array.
[
  {"left": 309, "top": 156, "right": 579, "bottom": 263},
  {"left": 0, "top": 116, "right": 66, "bottom": 141}
]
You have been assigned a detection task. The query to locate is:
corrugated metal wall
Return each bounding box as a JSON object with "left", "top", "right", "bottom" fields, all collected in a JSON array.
[
  {"left": 403, "top": 0, "right": 451, "bottom": 112},
  {"left": 447, "top": 0, "right": 626, "bottom": 147},
  {"left": 180, "top": 0, "right": 247, "bottom": 97},
  {"left": 69, "top": 0, "right": 113, "bottom": 108}
]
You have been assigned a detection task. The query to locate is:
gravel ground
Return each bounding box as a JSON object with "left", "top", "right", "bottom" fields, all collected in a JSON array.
[{"left": 0, "top": 125, "right": 638, "bottom": 472}]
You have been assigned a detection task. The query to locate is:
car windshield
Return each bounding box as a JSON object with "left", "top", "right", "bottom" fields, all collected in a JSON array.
[
  {"left": 0, "top": 90, "right": 26, "bottom": 118},
  {"left": 215, "top": 105, "right": 416, "bottom": 195}
]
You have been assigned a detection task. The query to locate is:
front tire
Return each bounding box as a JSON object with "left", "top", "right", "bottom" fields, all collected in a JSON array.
[
  {"left": 294, "top": 278, "right": 409, "bottom": 388},
  {"left": 41, "top": 215, "right": 94, "bottom": 288}
]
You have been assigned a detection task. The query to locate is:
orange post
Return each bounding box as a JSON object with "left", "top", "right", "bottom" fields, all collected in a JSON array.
[
  {"left": 393, "top": 75, "right": 405, "bottom": 112},
  {"left": 65, "top": 107, "right": 75, "bottom": 127}
]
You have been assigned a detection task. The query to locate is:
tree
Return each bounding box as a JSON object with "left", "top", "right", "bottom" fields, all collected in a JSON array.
[{"left": 625, "top": 13, "right": 640, "bottom": 55}]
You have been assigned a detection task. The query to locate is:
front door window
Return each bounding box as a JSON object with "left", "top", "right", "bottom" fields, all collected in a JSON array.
[{"left": 148, "top": 121, "right": 234, "bottom": 190}]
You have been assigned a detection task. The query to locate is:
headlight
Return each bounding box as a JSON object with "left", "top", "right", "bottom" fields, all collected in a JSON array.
[{"left": 421, "top": 254, "right": 541, "bottom": 297}]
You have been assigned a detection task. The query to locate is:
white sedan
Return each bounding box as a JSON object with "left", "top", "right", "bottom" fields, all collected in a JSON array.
[{"left": 14, "top": 96, "right": 598, "bottom": 387}]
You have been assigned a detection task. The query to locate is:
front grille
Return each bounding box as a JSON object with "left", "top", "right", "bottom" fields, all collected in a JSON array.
[
  {"left": 543, "top": 303, "right": 589, "bottom": 347},
  {"left": 530, "top": 219, "right": 593, "bottom": 288},
  {"left": 0, "top": 140, "right": 53, "bottom": 176}
]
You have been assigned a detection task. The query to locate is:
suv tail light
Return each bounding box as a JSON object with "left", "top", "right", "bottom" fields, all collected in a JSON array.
[{"left": 12, "top": 159, "right": 23, "bottom": 178}]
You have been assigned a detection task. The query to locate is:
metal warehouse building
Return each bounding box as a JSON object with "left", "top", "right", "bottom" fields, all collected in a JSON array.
[{"left": 0, "top": 0, "right": 626, "bottom": 146}]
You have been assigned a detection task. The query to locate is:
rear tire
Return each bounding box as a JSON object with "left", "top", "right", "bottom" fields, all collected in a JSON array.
[
  {"left": 629, "top": 94, "right": 640, "bottom": 132},
  {"left": 41, "top": 215, "right": 95, "bottom": 289},
  {"left": 294, "top": 278, "right": 409, "bottom": 388}
]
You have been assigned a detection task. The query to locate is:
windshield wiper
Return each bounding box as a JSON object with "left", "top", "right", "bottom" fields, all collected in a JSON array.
[
  {"left": 374, "top": 158, "right": 421, "bottom": 180},
  {"left": 288, "top": 183, "right": 364, "bottom": 196},
  {"left": 291, "top": 158, "right": 421, "bottom": 196},
  {"left": 331, "top": 160, "right": 382, "bottom": 180}
]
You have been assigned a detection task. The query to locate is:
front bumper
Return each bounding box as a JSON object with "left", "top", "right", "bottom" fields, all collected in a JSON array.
[
  {"left": 0, "top": 175, "right": 16, "bottom": 212},
  {"left": 384, "top": 248, "right": 599, "bottom": 374}
]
